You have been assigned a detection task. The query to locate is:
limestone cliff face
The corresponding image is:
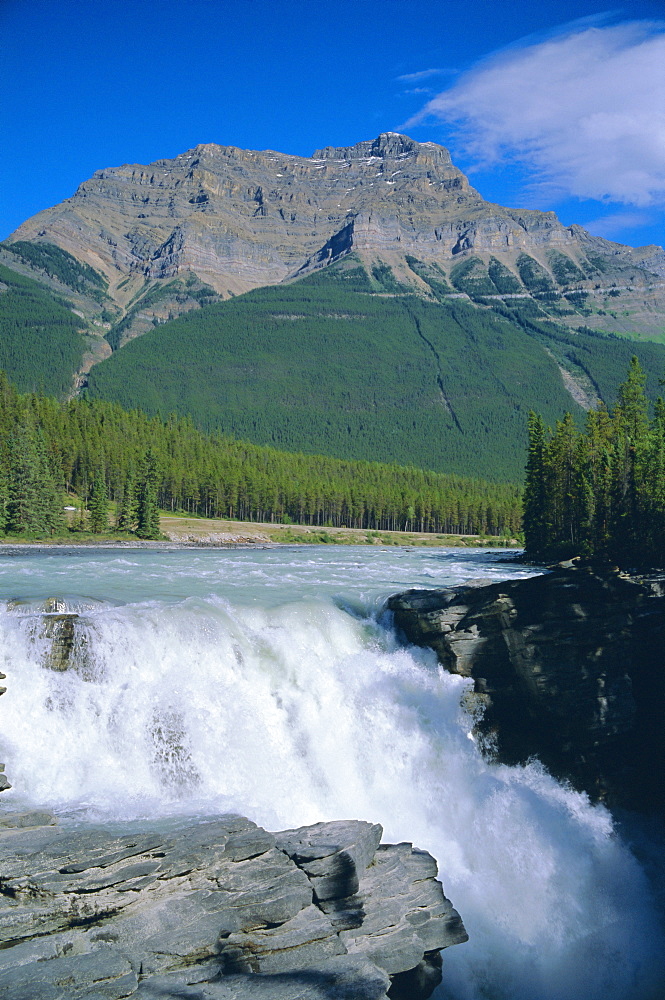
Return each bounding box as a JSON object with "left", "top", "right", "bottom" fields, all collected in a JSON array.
[
  {"left": 10, "top": 132, "right": 665, "bottom": 349},
  {"left": 9, "top": 133, "right": 580, "bottom": 297}
]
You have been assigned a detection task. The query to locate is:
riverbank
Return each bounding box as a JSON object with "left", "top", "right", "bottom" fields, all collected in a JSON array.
[
  {"left": 0, "top": 514, "right": 522, "bottom": 549},
  {"left": 161, "top": 515, "right": 522, "bottom": 547}
]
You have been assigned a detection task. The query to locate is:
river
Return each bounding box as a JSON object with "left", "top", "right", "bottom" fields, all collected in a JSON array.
[{"left": 0, "top": 545, "right": 662, "bottom": 999}]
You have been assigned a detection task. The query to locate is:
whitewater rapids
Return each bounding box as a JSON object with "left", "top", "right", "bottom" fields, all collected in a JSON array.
[{"left": 0, "top": 545, "right": 662, "bottom": 999}]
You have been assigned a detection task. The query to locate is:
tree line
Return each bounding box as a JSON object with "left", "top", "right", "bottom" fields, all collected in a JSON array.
[
  {"left": 0, "top": 371, "right": 522, "bottom": 540},
  {"left": 523, "top": 357, "right": 665, "bottom": 567}
]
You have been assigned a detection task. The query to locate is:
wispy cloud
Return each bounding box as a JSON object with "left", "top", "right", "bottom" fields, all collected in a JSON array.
[
  {"left": 397, "top": 68, "right": 448, "bottom": 83},
  {"left": 406, "top": 20, "right": 665, "bottom": 208},
  {"left": 583, "top": 210, "right": 655, "bottom": 239}
]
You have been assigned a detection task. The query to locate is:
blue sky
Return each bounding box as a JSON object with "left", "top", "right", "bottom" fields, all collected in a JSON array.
[{"left": 1, "top": 0, "right": 664, "bottom": 248}]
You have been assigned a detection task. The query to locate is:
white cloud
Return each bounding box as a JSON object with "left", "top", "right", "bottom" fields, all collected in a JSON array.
[
  {"left": 406, "top": 21, "right": 665, "bottom": 208},
  {"left": 397, "top": 68, "right": 446, "bottom": 82},
  {"left": 583, "top": 210, "right": 655, "bottom": 238}
]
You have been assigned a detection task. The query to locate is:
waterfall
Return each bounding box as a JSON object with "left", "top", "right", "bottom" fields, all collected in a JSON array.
[{"left": 0, "top": 547, "right": 662, "bottom": 999}]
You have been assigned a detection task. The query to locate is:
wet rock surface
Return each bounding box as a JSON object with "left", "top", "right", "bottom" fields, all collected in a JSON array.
[
  {"left": 39, "top": 613, "right": 81, "bottom": 671},
  {"left": 388, "top": 563, "right": 665, "bottom": 812},
  {"left": 0, "top": 600, "right": 88, "bottom": 796},
  {"left": 0, "top": 812, "right": 466, "bottom": 1000}
]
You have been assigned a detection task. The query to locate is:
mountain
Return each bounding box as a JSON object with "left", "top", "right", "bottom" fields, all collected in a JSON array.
[
  {"left": 2, "top": 134, "right": 665, "bottom": 482},
  {"left": 6, "top": 133, "right": 665, "bottom": 345},
  {"left": 9, "top": 132, "right": 569, "bottom": 293}
]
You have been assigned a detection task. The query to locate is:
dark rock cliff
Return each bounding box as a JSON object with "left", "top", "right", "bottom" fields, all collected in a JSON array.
[{"left": 388, "top": 562, "right": 665, "bottom": 814}]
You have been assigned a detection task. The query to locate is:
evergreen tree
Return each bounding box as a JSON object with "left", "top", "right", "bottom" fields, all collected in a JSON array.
[
  {"left": 75, "top": 495, "right": 87, "bottom": 532},
  {"left": 523, "top": 411, "right": 548, "bottom": 554},
  {"left": 116, "top": 473, "right": 136, "bottom": 531},
  {"left": 5, "top": 421, "right": 41, "bottom": 534},
  {"left": 582, "top": 406, "right": 613, "bottom": 556},
  {"left": 136, "top": 452, "right": 161, "bottom": 539},
  {"left": 0, "top": 470, "right": 7, "bottom": 535},
  {"left": 5, "top": 415, "right": 64, "bottom": 535},
  {"left": 88, "top": 472, "right": 109, "bottom": 533},
  {"left": 523, "top": 358, "right": 665, "bottom": 567},
  {"left": 547, "top": 412, "right": 579, "bottom": 551},
  {"left": 34, "top": 427, "right": 66, "bottom": 535},
  {"left": 610, "top": 357, "right": 650, "bottom": 560}
]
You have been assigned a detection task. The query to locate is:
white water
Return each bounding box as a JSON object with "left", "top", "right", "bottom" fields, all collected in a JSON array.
[{"left": 0, "top": 545, "right": 662, "bottom": 999}]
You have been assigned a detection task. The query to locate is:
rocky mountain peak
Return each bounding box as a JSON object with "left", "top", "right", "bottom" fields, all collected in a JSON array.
[
  {"left": 313, "top": 132, "right": 451, "bottom": 164},
  {"left": 190, "top": 142, "right": 226, "bottom": 156},
  {"left": 8, "top": 132, "right": 665, "bottom": 342}
]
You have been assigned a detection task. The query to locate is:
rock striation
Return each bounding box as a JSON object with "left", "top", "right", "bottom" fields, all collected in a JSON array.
[
  {"left": 0, "top": 812, "right": 467, "bottom": 1000},
  {"left": 388, "top": 562, "right": 665, "bottom": 813}
]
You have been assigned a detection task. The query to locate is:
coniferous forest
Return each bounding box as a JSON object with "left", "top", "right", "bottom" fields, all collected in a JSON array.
[
  {"left": 0, "top": 263, "right": 88, "bottom": 397},
  {"left": 523, "top": 358, "right": 665, "bottom": 567},
  {"left": 0, "top": 372, "right": 522, "bottom": 541},
  {"left": 84, "top": 263, "right": 665, "bottom": 484}
]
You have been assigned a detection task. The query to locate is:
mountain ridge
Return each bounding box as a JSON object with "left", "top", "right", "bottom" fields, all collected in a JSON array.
[
  {"left": 7, "top": 131, "right": 585, "bottom": 281},
  {"left": 6, "top": 132, "right": 665, "bottom": 347}
]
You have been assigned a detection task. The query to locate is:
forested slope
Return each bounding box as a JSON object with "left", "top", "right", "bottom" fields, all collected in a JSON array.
[
  {"left": 3, "top": 238, "right": 664, "bottom": 487},
  {"left": 85, "top": 262, "right": 665, "bottom": 482},
  {"left": 0, "top": 372, "right": 522, "bottom": 538},
  {"left": 0, "top": 263, "right": 88, "bottom": 396}
]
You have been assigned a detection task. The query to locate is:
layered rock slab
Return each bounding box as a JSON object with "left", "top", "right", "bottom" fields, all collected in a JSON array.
[{"left": 0, "top": 812, "right": 466, "bottom": 1000}]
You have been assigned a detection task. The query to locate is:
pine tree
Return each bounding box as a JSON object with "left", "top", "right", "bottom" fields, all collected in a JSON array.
[
  {"left": 523, "top": 359, "right": 665, "bottom": 568},
  {"left": 5, "top": 421, "right": 41, "bottom": 534},
  {"left": 523, "top": 411, "right": 548, "bottom": 555},
  {"left": 116, "top": 473, "right": 136, "bottom": 531},
  {"left": 550, "top": 412, "right": 579, "bottom": 551},
  {"left": 34, "top": 428, "right": 66, "bottom": 535},
  {"left": 610, "top": 357, "right": 650, "bottom": 561},
  {"left": 583, "top": 406, "right": 613, "bottom": 556},
  {"left": 0, "top": 471, "right": 7, "bottom": 535},
  {"left": 136, "top": 452, "right": 161, "bottom": 539},
  {"left": 88, "top": 472, "right": 109, "bottom": 533},
  {"left": 5, "top": 416, "right": 64, "bottom": 535},
  {"left": 75, "top": 495, "right": 87, "bottom": 532}
]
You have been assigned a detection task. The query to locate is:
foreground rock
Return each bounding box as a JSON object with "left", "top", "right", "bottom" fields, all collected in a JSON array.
[
  {"left": 388, "top": 562, "right": 665, "bottom": 813},
  {"left": 0, "top": 812, "right": 467, "bottom": 1000}
]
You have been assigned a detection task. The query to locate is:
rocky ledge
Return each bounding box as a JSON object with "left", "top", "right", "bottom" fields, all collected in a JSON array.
[
  {"left": 388, "top": 561, "right": 665, "bottom": 813},
  {"left": 0, "top": 811, "right": 467, "bottom": 1000}
]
